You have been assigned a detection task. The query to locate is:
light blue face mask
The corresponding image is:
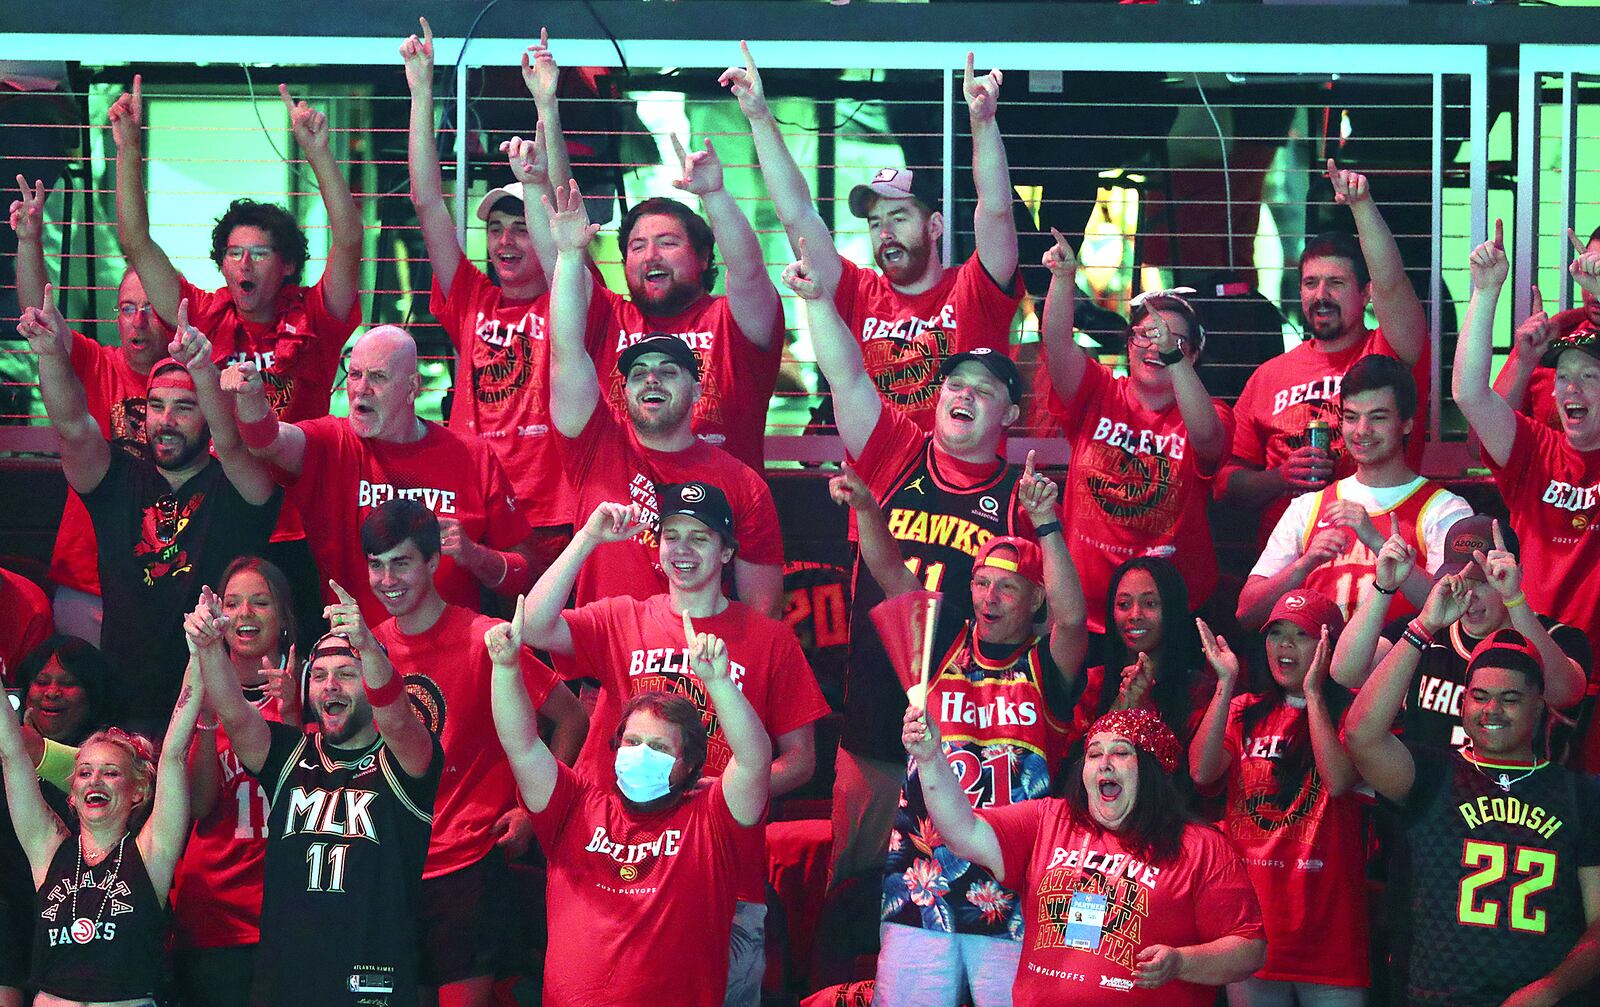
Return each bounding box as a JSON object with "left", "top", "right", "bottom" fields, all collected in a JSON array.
[{"left": 614, "top": 743, "right": 677, "bottom": 803}]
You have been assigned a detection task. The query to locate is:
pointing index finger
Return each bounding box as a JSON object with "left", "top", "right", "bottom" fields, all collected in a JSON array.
[
  {"left": 1531, "top": 284, "right": 1545, "bottom": 316},
  {"left": 682, "top": 610, "right": 695, "bottom": 643},
  {"left": 420, "top": 16, "right": 433, "bottom": 45},
  {"left": 278, "top": 83, "right": 295, "bottom": 111},
  {"left": 176, "top": 297, "right": 189, "bottom": 333},
  {"left": 132, "top": 74, "right": 141, "bottom": 109},
  {"left": 328, "top": 580, "right": 357, "bottom": 606},
  {"left": 1570, "top": 228, "right": 1587, "bottom": 257},
  {"left": 1493, "top": 218, "right": 1504, "bottom": 252},
  {"left": 964, "top": 51, "right": 975, "bottom": 88},
  {"left": 670, "top": 133, "right": 688, "bottom": 168},
  {"left": 1023, "top": 448, "right": 1037, "bottom": 481},
  {"left": 741, "top": 39, "right": 756, "bottom": 74},
  {"left": 1492, "top": 518, "right": 1507, "bottom": 552}
]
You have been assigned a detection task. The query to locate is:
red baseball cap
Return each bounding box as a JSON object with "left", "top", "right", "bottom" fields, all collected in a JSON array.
[
  {"left": 1266, "top": 589, "right": 1344, "bottom": 640},
  {"left": 1467, "top": 628, "right": 1544, "bottom": 679},
  {"left": 974, "top": 536, "right": 1043, "bottom": 588}
]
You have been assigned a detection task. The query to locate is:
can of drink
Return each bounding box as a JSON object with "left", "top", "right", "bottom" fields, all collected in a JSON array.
[{"left": 1306, "top": 420, "right": 1333, "bottom": 453}]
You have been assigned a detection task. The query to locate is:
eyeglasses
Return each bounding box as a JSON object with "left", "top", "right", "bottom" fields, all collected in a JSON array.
[
  {"left": 118, "top": 303, "right": 155, "bottom": 319},
  {"left": 224, "top": 245, "right": 277, "bottom": 263}
]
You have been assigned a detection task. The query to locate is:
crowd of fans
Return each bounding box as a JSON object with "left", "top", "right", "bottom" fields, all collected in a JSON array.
[{"left": 4, "top": 21, "right": 1600, "bottom": 1007}]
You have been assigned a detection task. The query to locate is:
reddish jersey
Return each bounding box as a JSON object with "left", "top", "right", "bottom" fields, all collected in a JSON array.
[
  {"left": 1299, "top": 480, "right": 1450, "bottom": 622},
  {"left": 556, "top": 406, "right": 783, "bottom": 607},
  {"left": 375, "top": 604, "right": 558, "bottom": 878},
  {"left": 560, "top": 593, "right": 829, "bottom": 901},
  {"left": 1219, "top": 695, "right": 1368, "bottom": 987},
  {"left": 979, "top": 801, "right": 1264, "bottom": 1007},
  {"left": 283, "top": 417, "right": 530, "bottom": 624},
  {"left": 1228, "top": 328, "right": 1428, "bottom": 536},
  {"left": 171, "top": 695, "right": 282, "bottom": 949},
  {"left": 51, "top": 331, "right": 153, "bottom": 596},
  {"left": 834, "top": 254, "right": 1022, "bottom": 429},
  {"left": 533, "top": 768, "right": 749, "bottom": 1007},
  {"left": 0, "top": 569, "right": 50, "bottom": 682},
  {"left": 429, "top": 253, "right": 577, "bottom": 527},
  {"left": 1042, "top": 358, "right": 1234, "bottom": 633},
  {"left": 178, "top": 275, "right": 358, "bottom": 423},
  {"left": 586, "top": 285, "right": 782, "bottom": 469}
]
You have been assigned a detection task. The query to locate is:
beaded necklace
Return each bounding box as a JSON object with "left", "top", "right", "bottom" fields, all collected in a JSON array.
[{"left": 68, "top": 833, "right": 127, "bottom": 945}]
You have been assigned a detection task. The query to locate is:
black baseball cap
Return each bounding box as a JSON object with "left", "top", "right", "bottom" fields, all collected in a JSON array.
[
  {"left": 657, "top": 481, "right": 736, "bottom": 545},
  {"left": 618, "top": 334, "right": 700, "bottom": 380},
  {"left": 1541, "top": 324, "right": 1600, "bottom": 368},
  {"left": 940, "top": 348, "right": 1022, "bottom": 405},
  {"left": 1434, "top": 514, "right": 1520, "bottom": 582}
]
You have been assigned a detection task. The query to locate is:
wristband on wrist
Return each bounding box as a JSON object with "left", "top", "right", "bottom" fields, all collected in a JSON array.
[
  {"left": 1158, "top": 346, "right": 1187, "bottom": 367},
  {"left": 1373, "top": 582, "right": 1398, "bottom": 596},
  {"left": 237, "top": 411, "right": 281, "bottom": 451},
  {"left": 1503, "top": 593, "right": 1528, "bottom": 609},
  {"left": 1034, "top": 521, "right": 1062, "bottom": 538},
  {"left": 1401, "top": 618, "right": 1434, "bottom": 651},
  {"left": 364, "top": 674, "right": 406, "bottom": 708},
  {"left": 196, "top": 716, "right": 221, "bottom": 732}
]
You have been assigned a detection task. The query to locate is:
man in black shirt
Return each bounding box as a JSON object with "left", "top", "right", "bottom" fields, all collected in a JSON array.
[{"left": 19, "top": 288, "right": 280, "bottom": 733}]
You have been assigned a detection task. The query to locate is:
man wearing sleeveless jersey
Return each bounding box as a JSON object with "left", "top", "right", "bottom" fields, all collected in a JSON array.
[
  {"left": 782, "top": 244, "right": 1035, "bottom": 885},
  {"left": 1346, "top": 579, "right": 1600, "bottom": 1006},
  {"left": 722, "top": 44, "right": 1022, "bottom": 429},
  {"left": 1238, "top": 354, "right": 1469, "bottom": 628},
  {"left": 193, "top": 581, "right": 441, "bottom": 1007},
  {"left": 833, "top": 454, "right": 1086, "bottom": 1005}
]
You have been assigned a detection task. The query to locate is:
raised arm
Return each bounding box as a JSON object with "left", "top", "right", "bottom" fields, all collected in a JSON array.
[
  {"left": 167, "top": 302, "right": 277, "bottom": 504},
  {"left": 185, "top": 587, "right": 272, "bottom": 773},
  {"left": 327, "top": 581, "right": 433, "bottom": 777},
  {"left": 903, "top": 704, "right": 1005, "bottom": 877},
  {"left": 685, "top": 614, "right": 772, "bottom": 827},
  {"left": 1038, "top": 230, "right": 1088, "bottom": 402},
  {"left": 222, "top": 361, "right": 307, "bottom": 475},
  {"left": 1494, "top": 284, "right": 1554, "bottom": 414},
  {"left": 964, "top": 53, "right": 1018, "bottom": 286},
  {"left": 0, "top": 669, "right": 68, "bottom": 882},
  {"left": 1189, "top": 620, "right": 1240, "bottom": 788},
  {"left": 670, "top": 134, "right": 782, "bottom": 349},
  {"left": 10, "top": 175, "right": 49, "bottom": 309},
  {"left": 435, "top": 516, "right": 533, "bottom": 597},
  {"left": 1453, "top": 223, "right": 1518, "bottom": 467},
  {"left": 521, "top": 501, "right": 648, "bottom": 655},
  {"left": 1301, "top": 627, "right": 1358, "bottom": 796},
  {"left": 402, "top": 18, "right": 466, "bottom": 298},
  {"left": 1146, "top": 308, "right": 1226, "bottom": 467},
  {"left": 139, "top": 657, "right": 204, "bottom": 897},
  {"left": 1019, "top": 451, "right": 1088, "bottom": 675},
  {"left": 1331, "top": 527, "right": 1411, "bottom": 687},
  {"left": 488, "top": 598, "right": 559, "bottom": 812},
  {"left": 111, "top": 76, "right": 183, "bottom": 324},
  {"left": 782, "top": 239, "right": 881, "bottom": 457},
  {"left": 828, "top": 462, "right": 918, "bottom": 599},
  {"left": 1474, "top": 520, "right": 1586, "bottom": 710},
  {"left": 1236, "top": 523, "right": 1344, "bottom": 631},
  {"left": 720, "top": 41, "right": 842, "bottom": 290},
  {"left": 18, "top": 284, "right": 110, "bottom": 494},
  {"left": 1328, "top": 160, "right": 1425, "bottom": 364},
  {"left": 281, "top": 85, "right": 361, "bottom": 321},
  {"left": 524, "top": 29, "right": 571, "bottom": 191},
  {"left": 544, "top": 179, "right": 603, "bottom": 437},
  {"left": 501, "top": 125, "right": 558, "bottom": 282}
]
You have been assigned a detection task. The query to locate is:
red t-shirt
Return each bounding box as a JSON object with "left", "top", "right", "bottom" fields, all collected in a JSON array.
[
  {"left": 178, "top": 275, "right": 359, "bottom": 423},
  {"left": 50, "top": 332, "right": 152, "bottom": 596},
  {"left": 556, "top": 407, "right": 783, "bottom": 607},
  {"left": 170, "top": 696, "right": 282, "bottom": 949},
  {"left": 1218, "top": 695, "right": 1368, "bottom": 986},
  {"left": 429, "top": 253, "right": 576, "bottom": 528},
  {"left": 532, "top": 768, "right": 748, "bottom": 1007},
  {"left": 1228, "top": 328, "right": 1428, "bottom": 535},
  {"left": 1043, "top": 358, "right": 1233, "bottom": 633},
  {"left": 586, "top": 285, "right": 782, "bottom": 469},
  {"left": 560, "top": 594, "right": 829, "bottom": 901},
  {"left": 0, "top": 569, "right": 50, "bottom": 682},
  {"left": 283, "top": 417, "right": 530, "bottom": 624},
  {"left": 374, "top": 604, "right": 558, "bottom": 878},
  {"left": 834, "top": 253, "right": 1022, "bottom": 429},
  {"left": 979, "top": 800, "right": 1264, "bottom": 1007}
]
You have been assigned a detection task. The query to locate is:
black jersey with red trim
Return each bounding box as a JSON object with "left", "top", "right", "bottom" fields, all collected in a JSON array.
[
  {"left": 251, "top": 723, "right": 442, "bottom": 1007},
  {"left": 842, "top": 444, "right": 1029, "bottom": 762},
  {"left": 1394, "top": 743, "right": 1600, "bottom": 1007}
]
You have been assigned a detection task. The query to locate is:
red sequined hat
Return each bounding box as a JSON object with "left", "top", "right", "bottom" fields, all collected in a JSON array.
[{"left": 1087, "top": 708, "right": 1182, "bottom": 774}]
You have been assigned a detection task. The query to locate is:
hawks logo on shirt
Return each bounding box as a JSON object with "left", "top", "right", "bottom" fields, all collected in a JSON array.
[
  {"left": 861, "top": 327, "right": 952, "bottom": 409},
  {"left": 584, "top": 826, "right": 684, "bottom": 881},
  {"left": 134, "top": 492, "right": 202, "bottom": 585}
]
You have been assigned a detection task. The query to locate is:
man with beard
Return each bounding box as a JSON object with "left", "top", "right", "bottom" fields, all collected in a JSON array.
[
  {"left": 1222, "top": 161, "right": 1429, "bottom": 542},
  {"left": 186, "top": 582, "right": 441, "bottom": 1007},
  {"left": 1495, "top": 226, "right": 1600, "bottom": 432},
  {"left": 19, "top": 289, "right": 280, "bottom": 735},
  {"left": 722, "top": 44, "right": 1022, "bottom": 429},
  {"left": 11, "top": 175, "right": 176, "bottom": 643},
  {"left": 543, "top": 181, "right": 784, "bottom": 616},
  {"left": 1238, "top": 354, "right": 1468, "bottom": 629},
  {"left": 540, "top": 79, "right": 782, "bottom": 468},
  {"left": 1345, "top": 582, "right": 1600, "bottom": 1007},
  {"left": 405, "top": 22, "right": 580, "bottom": 580},
  {"left": 227, "top": 325, "right": 537, "bottom": 625},
  {"left": 781, "top": 242, "right": 1036, "bottom": 885}
]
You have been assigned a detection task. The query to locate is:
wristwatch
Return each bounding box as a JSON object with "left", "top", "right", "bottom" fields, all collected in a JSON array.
[{"left": 1158, "top": 345, "right": 1187, "bottom": 367}]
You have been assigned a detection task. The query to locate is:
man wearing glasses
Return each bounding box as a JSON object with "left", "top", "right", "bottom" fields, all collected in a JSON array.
[{"left": 111, "top": 76, "right": 362, "bottom": 423}]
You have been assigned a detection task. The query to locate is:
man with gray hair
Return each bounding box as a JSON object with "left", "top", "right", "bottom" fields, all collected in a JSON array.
[{"left": 227, "top": 324, "right": 536, "bottom": 623}]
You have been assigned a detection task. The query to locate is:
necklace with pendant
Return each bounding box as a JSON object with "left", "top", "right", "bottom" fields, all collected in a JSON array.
[{"left": 68, "top": 833, "right": 127, "bottom": 945}]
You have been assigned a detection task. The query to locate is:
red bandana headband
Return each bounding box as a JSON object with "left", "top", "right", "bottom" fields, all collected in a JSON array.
[{"left": 1087, "top": 708, "right": 1182, "bottom": 774}]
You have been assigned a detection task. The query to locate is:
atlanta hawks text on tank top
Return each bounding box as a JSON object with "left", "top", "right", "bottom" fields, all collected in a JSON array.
[{"left": 32, "top": 833, "right": 164, "bottom": 1002}]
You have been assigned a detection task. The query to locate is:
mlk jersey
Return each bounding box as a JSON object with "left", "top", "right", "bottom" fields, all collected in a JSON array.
[
  {"left": 843, "top": 417, "right": 1030, "bottom": 762},
  {"left": 883, "top": 615, "right": 1074, "bottom": 938},
  {"left": 252, "top": 724, "right": 441, "bottom": 1007},
  {"left": 1301, "top": 479, "right": 1449, "bottom": 621},
  {"left": 1395, "top": 744, "right": 1600, "bottom": 1007}
]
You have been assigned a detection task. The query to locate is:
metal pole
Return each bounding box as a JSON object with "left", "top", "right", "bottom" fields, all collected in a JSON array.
[
  {"left": 1561, "top": 72, "right": 1578, "bottom": 312},
  {"left": 942, "top": 66, "right": 955, "bottom": 267},
  {"left": 455, "top": 58, "right": 470, "bottom": 248},
  {"left": 1430, "top": 72, "right": 1444, "bottom": 444},
  {"left": 1514, "top": 64, "right": 1539, "bottom": 325}
]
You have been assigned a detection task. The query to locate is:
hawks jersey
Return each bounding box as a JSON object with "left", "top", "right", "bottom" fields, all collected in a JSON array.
[
  {"left": 1396, "top": 744, "right": 1600, "bottom": 1007},
  {"left": 883, "top": 614, "right": 1076, "bottom": 937},
  {"left": 843, "top": 440, "right": 1030, "bottom": 762},
  {"left": 252, "top": 724, "right": 442, "bottom": 1007},
  {"left": 1301, "top": 479, "right": 1449, "bottom": 622}
]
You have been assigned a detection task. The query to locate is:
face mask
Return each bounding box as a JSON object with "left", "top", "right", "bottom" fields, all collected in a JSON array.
[{"left": 615, "top": 743, "right": 677, "bottom": 804}]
